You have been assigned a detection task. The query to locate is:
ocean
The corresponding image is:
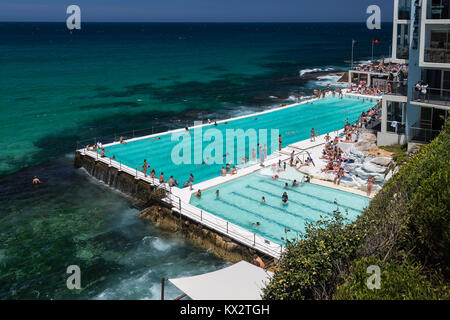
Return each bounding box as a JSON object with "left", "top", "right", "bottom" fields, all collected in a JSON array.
[{"left": 0, "top": 22, "right": 391, "bottom": 299}]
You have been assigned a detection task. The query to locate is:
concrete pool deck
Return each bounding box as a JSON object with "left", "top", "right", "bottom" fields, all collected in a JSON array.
[{"left": 77, "top": 93, "right": 380, "bottom": 259}]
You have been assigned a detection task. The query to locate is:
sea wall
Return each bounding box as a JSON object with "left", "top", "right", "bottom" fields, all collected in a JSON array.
[
  {"left": 74, "top": 151, "right": 162, "bottom": 204},
  {"left": 139, "top": 205, "right": 269, "bottom": 265},
  {"left": 74, "top": 151, "right": 274, "bottom": 267}
]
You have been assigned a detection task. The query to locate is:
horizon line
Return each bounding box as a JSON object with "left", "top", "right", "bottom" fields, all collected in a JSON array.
[{"left": 0, "top": 20, "right": 394, "bottom": 23}]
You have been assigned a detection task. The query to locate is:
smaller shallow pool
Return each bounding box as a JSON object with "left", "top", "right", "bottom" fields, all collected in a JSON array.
[{"left": 190, "top": 170, "right": 371, "bottom": 245}]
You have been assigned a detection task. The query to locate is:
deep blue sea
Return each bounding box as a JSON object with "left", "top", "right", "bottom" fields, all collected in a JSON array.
[{"left": 0, "top": 23, "right": 392, "bottom": 299}]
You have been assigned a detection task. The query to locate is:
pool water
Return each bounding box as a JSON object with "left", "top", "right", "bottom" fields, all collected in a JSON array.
[
  {"left": 189, "top": 171, "right": 371, "bottom": 245},
  {"left": 103, "top": 97, "right": 375, "bottom": 186}
]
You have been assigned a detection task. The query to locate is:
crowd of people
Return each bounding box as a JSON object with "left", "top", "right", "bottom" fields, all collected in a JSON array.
[
  {"left": 317, "top": 103, "right": 380, "bottom": 195},
  {"left": 349, "top": 60, "right": 408, "bottom": 97},
  {"left": 353, "top": 60, "right": 407, "bottom": 74}
]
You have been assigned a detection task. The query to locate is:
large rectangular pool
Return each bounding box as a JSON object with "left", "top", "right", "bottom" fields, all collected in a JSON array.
[
  {"left": 189, "top": 170, "right": 371, "bottom": 245},
  {"left": 101, "top": 97, "right": 376, "bottom": 186}
]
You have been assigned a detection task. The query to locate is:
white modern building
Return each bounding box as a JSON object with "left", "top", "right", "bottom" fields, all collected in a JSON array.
[{"left": 378, "top": 0, "right": 450, "bottom": 147}]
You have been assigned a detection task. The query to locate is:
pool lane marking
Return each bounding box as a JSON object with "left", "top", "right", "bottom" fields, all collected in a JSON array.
[
  {"left": 194, "top": 195, "right": 303, "bottom": 240},
  {"left": 229, "top": 191, "right": 320, "bottom": 223},
  {"left": 242, "top": 185, "right": 339, "bottom": 220},
  {"left": 259, "top": 178, "right": 365, "bottom": 214}
]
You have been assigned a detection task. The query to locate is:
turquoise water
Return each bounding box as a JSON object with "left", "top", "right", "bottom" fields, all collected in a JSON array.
[
  {"left": 104, "top": 97, "right": 375, "bottom": 185},
  {"left": 190, "top": 172, "right": 371, "bottom": 245},
  {"left": 0, "top": 23, "right": 390, "bottom": 299}
]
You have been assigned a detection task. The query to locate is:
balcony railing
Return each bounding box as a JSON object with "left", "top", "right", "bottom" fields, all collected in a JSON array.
[
  {"left": 424, "top": 47, "right": 450, "bottom": 63},
  {"left": 410, "top": 126, "right": 441, "bottom": 143},
  {"left": 428, "top": 2, "right": 450, "bottom": 19},
  {"left": 386, "top": 80, "right": 409, "bottom": 96},
  {"left": 412, "top": 87, "right": 450, "bottom": 106}
]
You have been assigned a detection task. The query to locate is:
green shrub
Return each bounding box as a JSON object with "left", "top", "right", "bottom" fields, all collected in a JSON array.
[
  {"left": 263, "top": 209, "right": 364, "bottom": 300},
  {"left": 334, "top": 257, "right": 449, "bottom": 300},
  {"left": 264, "top": 119, "right": 450, "bottom": 300}
]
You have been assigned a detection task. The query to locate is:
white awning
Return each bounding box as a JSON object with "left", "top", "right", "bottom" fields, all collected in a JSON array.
[{"left": 169, "top": 261, "right": 273, "bottom": 300}]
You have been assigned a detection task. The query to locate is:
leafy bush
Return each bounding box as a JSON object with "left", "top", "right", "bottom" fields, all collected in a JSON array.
[
  {"left": 264, "top": 119, "right": 450, "bottom": 300},
  {"left": 263, "top": 209, "right": 364, "bottom": 300},
  {"left": 334, "top": 257, "right": 449, "bottom": 300}
]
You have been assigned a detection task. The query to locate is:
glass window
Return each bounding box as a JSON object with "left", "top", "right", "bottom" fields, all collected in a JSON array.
[
  {"left": 398, "top": 0, "right": 412, "bottom": 19},
  {"left": 430, "top": 0, "right": 450, "bottom": 19},
  {"left": 387, "top": 102, "right": 406, "bottom": 134},
  {"left": 396, "top": 24, "right": 410, "bottom": 60}
]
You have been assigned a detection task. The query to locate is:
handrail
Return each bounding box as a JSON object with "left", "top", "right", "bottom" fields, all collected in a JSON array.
[
  {"left": 79, "top": 147, "right": 283, "bottom": 258},
  {"left": 411, "top": 87, "right": 450, "bottom": 106},
  {"left": 165, "top": 190, "right": 284, "bottom": 258}
]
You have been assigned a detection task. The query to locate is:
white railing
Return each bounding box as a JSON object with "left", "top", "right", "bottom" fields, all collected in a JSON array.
[
  {"left": 78, "top": 148, "right": 284, "bottom": 259},
  {"left": 165, "top": 191, "right": 284, "bottom": 259}
]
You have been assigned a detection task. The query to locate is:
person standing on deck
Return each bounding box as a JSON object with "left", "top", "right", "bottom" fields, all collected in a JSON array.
[
  {"left": 142, "top": 159, "right": 150, "bottom": 177},
  {"left": 310, "top": 128, "right": 316, "bottom": 142},
  {"left": 159, "top": 172, "right": 165, "bottom": 184},
  {"left": 188, "top": 173, "right": 194, "bottom": 190},
  {"left": 367, "top": 176, "right": 375, "bottom": 196},
  {"left": 259, "top": 146, "right": 265, "bottom": 167}
]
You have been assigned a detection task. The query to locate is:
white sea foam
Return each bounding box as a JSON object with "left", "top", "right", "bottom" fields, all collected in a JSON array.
[
  {"left": 142, "top": 236, "right": 172, "bottom": 251},
  {"left": 299, "top": 67, "right": 334, "bottom": 77}
]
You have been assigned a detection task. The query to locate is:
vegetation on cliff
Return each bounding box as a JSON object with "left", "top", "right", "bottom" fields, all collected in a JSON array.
[{"left": 263, "top": 119, "right": 450, "bottom": 300}]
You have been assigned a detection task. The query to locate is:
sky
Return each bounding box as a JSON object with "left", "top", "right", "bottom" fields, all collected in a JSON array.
[{"left": 0, "top": 0, "right": 394, "bottom": 22}]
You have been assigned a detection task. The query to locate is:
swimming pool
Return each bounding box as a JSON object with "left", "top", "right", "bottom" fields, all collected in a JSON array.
[
  {"left": 102, "top": 97, "right": 376, "bottom": 186},
  {"left": 189, "top": 170, "right": 371, "bottom": 245}
]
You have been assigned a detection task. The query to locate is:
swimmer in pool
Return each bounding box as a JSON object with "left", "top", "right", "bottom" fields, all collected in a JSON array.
[
  {"left": 292, "top": 180, "right": 298, "bottom": 187},
  {"left": 215, "top": 190, "right": 219, "bottom": 198},
  {"left": 196, "top": 189, "right": 202, "bottom": 198},
  {"left": 251, "top": 221, "right": 261, "bottom": 228},
  {"left": 32, "top": 176, "right": 41, "bottom": 185},
  {"left": 282, "top": 192, "right": 288, "bottom": 204},
  {"left": 285, "top": 183, "right": 289, "bottom": 189},
  {"left": 261, "top": 196, "right": 266, "bottom": 203},
  {"left": 151, "top": 137, "right": 161, "bottom": 142}
]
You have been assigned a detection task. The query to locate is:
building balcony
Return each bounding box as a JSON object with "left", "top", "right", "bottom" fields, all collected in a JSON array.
[
  {"left": 424, "top": 47, "right": 450, "bottom": 64},
  {"left": 410, "top": 125, "right": 441, "bottom": 143},
  {"left": 386, "top": 81, "right": 409, "bottom": 96},
  {"left": 412, "top": 87, "right": 450, "bottom": 107}
]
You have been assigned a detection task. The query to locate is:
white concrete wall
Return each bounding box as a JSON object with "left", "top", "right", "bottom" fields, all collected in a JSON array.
[{"left": 377, "top": 131, "right": 407, "bottom": 146}]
